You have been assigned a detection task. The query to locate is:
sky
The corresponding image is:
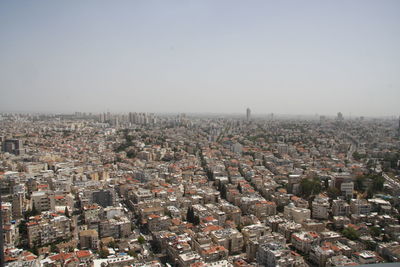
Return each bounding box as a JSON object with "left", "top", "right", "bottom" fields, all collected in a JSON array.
[{"left": 0, "top": 0, "right": 399, "bottom": 116}]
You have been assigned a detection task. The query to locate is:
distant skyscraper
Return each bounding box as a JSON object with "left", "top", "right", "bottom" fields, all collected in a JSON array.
[
  {"left": 246, "top": 108, "right": 251, "bottom": 121},
  {"left": 398, "top": 116, "right": 400, "bottom": 137},
  {"left": 337, "top": 112, "right": 344, "bottom": 121}
]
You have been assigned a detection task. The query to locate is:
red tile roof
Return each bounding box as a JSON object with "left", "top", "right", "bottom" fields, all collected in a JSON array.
[{"left": 76, "top": 250, "right": 91, "bottom": 258}]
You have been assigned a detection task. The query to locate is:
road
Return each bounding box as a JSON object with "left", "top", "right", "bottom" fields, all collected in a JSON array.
[{"left": 382, "top": 172, "right": 400, "bottom": 195}]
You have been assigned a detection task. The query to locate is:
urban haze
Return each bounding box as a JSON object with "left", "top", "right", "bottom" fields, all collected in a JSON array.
[
  {"left": 0, "top": 1, "right": 400, "bottom": 116},
  {"left": 1, "top": 1, "right": 400, "bottom": 267}
]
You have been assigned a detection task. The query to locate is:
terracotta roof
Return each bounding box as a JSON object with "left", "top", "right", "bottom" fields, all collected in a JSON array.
[
  {"left": 50, "top": 252, "right": 74, "bottom": 261},
  {"left": 148, "top": 214, "right": 160, "bottom": 219},
  {"left": 203, "top": 216, "right": 216, "bottom": 222},
  {"left": 76, "top": 250, "right": 91, "bottom": 258},
  {"left": 5, "top": 256, "right": 17, "bottom": 262},
  {"left": 24, "top": 255, "right": 37, "bottom": 261},
  {"left": 203, "top": 225, "right": 222, "bottom": 233},
  {"left": 203, "top": 245, "right": 227, "bottom": 254}
]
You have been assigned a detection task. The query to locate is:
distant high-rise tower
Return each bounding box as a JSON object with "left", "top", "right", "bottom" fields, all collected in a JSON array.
[
  {"left": 246, "top": 108, "right": 251, "bottom": 121},
  {"left": 337, "top": 112, "right": 344, "bottom": 121},
  {"left": 398, "top": 116, "right": 400, "bottom": 137}
]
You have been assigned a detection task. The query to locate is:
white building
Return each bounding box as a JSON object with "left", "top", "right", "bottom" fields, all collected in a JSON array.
[
  {"left": 350, "top": 199, "right": 371, "bottom": 215},
  {"left": 284, "top": 203, "right": 311, "bottom": 223},
  {"left": 312, "top": 195, "right": 329, "bottom": 220}
]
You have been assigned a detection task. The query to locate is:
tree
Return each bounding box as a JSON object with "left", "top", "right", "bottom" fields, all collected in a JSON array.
[
  {"left": 206, "top": 170, "right": 214, "bottom": 181},
  {"left": 126, "top": 150, "right": 136, "bottom": 159},
  {"left": 64, "top": 207, "right": 70, "bottom": 218},
  {"left": 99, "top": 248, "right": 109, "bottom": 258},
  {"left": 137, "top": 235, "right": 145, "bottom": 244},
  {"left": 323, "top": 178, "right": 329, "bottom": 189},
  {"left": 327, "top": 187, "right": 341, "bottom": 199},
  {"left": 276, "top": 205, "right": 284, "bottom": 213},
  {"left": 108, "top": 241, "right": 116, "bottom": 248},
  {"left": 372, "top": 176, "right": 385, "bottom": 192},
  {"left": 342, "top": 227, "right": 360, "bottom": 240},
  {"left": 369, "top": 226, "right": 381, "bottom": 237},
  {"left": 354, "top": 176, "right": 365, "bottom": 192},
  {"left": 18, "top": 220, "right": 28, "bottom": 247},
  {"left": 23, "top": 209, "right": 31, "bottom": 220},
  {"left": 29, "top": 246, "right": 38, "bottom": 256},
  {"left": 300, "top": 178, "right": 321, "bottom": 198},
  {"left": 186, "top": 207, "right": 194, "bottom": 223},
  {"left": 31, "top": 203, "right": 39, "bottom": 216},
  {"left": 237, "top": 183, "right": 242, "bottom": 193},
  {"left": 128, "top": 250, "right": 138, "bottom": 257},
  {"left": 353, "top": 151, "right": 364, "bottom": 161},
  {"left": 220, "top": 184, "right": 227, "bottom": 199},
  {"left": 366, "top": 159, "right": 375, "bottom": 169},
  {"left": 50, "top": 243, "right": 58, "bottom": 253},
  {"left": 367, "top": 187, "right": 374, "bottom": 199},
  {"left": 193, "top": 215, "right": 200, "bottom": 226}
]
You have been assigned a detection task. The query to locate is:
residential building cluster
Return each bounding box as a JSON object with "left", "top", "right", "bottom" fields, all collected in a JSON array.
[{"left": 0, "top": 112, "right": 399, "bottom": 266}]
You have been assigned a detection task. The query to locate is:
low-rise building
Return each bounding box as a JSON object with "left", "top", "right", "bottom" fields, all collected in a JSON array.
[
  {"left": 291, "top": 231, "right": 320, "bottom": 254},
  {"left": 284, "top": 203, "right": 311, "bottom": 223},
  {"left": 79, "top": 229, "right": 99, "bottom": 250},
  {"left": 257, "top": 242, "right": 305, "bottom": 267},
  {"left": 350, "top": 199, "right": 371, "bottom": 215},
  {"left": 210, "top": 228, "right": 244, "bottom": 255},
  {"left": 332, "top": 199, "right": 350, "bottom": 217},
  {"left": 312, "top": 195, "right": 329, "bottom": 220}
]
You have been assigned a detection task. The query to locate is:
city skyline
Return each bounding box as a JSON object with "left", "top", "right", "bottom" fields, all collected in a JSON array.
[
  {"left": 1, "top": 2, "right": 400, "bottom": 263},
  {"left": 1, "top": 1, "right": 400, "bottom": 116}
]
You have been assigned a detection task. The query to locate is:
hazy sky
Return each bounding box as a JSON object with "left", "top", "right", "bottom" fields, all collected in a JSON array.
[{"left": 1, "top": 1, "right": 399, "bottom": 116}]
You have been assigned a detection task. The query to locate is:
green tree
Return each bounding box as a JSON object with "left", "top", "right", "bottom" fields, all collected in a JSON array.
[
  {"left": 366, "top": 159, "right": 375, "bottom": 169},
  {"left": 369, "top": 226, "right": 381, "bottom": 237},
  {"left": 219, "top": 183, "right": 227, "bottom": 199},
  {"left": 206, "top": 170, "right": 214, "bottom": 181},
  {"left": 342, "top": 227, "right": 360, "bottom": 240},
  {"left": 186, "top": 207, "right": 194, "bottom": 223},
  {"left": 64, "top": 207, "right": 70, "bottom": 218},
  {"left": 99, "top": 248, "right": 109, "bottom": 258},
  {"left": 50, "top": 243, "right": 58, "bottom": 253},
  {"left": 353, "top": 151, "right": 365, "bottom": 161},
  {"left": 193, "top": 215, "right": 200, "bottom": 226},
  {"left": 372, "top": 176, "right": 385, "bottom": 192},
  {"left": 29, "top": 246, "right": 38, "bottom": 256},
  {"left": 23, "top": 208, "right": 31, "bottom": 220},
  {"left": 367, "top": 187, "right": 374, "bottom": 199},
  {"left": 31, "top": 203, "right": 39, "bottom": 216},
  {"left": 237, "top": 183, "right": 242, "bottom": 193},
  {"left": 137, "top": 235, "right": 145, "bottom": 244},
  {"left": 354, "top": 176, "right": 365, "bottom": 192},
  {"left": 327, "top": 187, "right": 341, "bottom": 199},
  {"left": 18, "top": 220, "right": 28, "bottom": 247},
  {"left": 300, "top": 178, "right": 321, "bottom": 198},
  {"left": 128, "top": 250, "right": 138, "bottom": 257},
  {"left": 126, "top": 150, "right": 136, "bottom": 158}
]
